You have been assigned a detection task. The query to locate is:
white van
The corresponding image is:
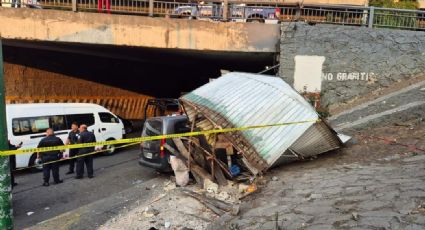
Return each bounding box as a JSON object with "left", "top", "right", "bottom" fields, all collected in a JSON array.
[{"left": 7, "top": 103, "right": 125, "bottom": 169}]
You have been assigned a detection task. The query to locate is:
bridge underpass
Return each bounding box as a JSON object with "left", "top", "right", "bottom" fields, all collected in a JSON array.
[
  {"left": 0, "top": 7, "right": 279, "bottom": 229},
  {"left": 0, "top": 7, "right": 280, "bottom": 119},
  {"left": 2, "top": 30, "right": 277, "bottom": 230},
  {"left": 2, "top": 39, "right": 276, "bottom": 119}
]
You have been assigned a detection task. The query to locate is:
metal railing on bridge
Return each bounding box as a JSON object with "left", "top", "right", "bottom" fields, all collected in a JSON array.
[
  {"left": 0, "top": 0, "right": 424, "bottom": 31},
  {"left": 281, "top": 5, "right": 425, "bottom": 30}
]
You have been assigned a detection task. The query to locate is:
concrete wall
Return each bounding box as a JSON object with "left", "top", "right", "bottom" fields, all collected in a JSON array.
[
  {"left": 4, "top": 63, "right": 153, "bottom": 119},
  {"left": 0, "top": 8, "right": 280, "bottom": 53},
  {"left": 279, "top": 22, "right": 425, "bottom": 111}
]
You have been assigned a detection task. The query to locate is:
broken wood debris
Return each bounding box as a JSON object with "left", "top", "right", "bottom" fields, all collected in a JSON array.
[
  {"left": 164, "top": 133, "right": 259, "bottom": 201},
  {"left": 164, "top": 141, "right": 213, "bottom": 185},
  {"left": 181, "top": 189, "right": 240, "bottom": 216},
  {"left": 180, "top": 72, "right": 349, "bottom": 173}
]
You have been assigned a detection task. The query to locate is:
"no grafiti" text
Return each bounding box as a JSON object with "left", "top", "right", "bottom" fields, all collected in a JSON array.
[{"left": 322, "top": 72, "right": 375, "bottom": 81}]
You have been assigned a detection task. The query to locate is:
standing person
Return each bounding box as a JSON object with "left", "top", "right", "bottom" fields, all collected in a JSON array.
[
  {"left": 12, "top": 0, "right": 20, "bottom": 8},
  {"left": 75, "top": 124, "right": 96, "bottom": 179},
  {"left": 37, "top": 128, "right": 64, "bottom": 186},
  {"left": 8, "top": 140, "right": 22, "bottom": 188},
  {"left": 98, "top": 0, "right": 110, "bottom": 13},
  {"left": 66, "top": 122, "right": 79, "bottom": 175}
]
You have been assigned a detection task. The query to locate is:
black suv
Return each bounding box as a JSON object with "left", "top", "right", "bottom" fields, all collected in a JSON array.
[{"left": 139, "top": 115, "right": 189, "bottom": 172}]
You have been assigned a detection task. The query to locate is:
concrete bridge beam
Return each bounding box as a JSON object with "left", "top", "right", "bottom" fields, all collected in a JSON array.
[{"left": 0, "top": 8, "right": 280, "bottom": 53}]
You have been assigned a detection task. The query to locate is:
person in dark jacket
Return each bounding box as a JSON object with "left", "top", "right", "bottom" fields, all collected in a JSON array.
[
  {"left": 8, "top": 140, "right": 22, "bottom": 188},
  {"left": 66, "top": 122, "right": 79, "bottom": 174},
  {"left": 37, "top": 128, "right": 64, "bottom": 186},
  {"left": 75, "top": 124, "right": 96, "bottom": 179}
]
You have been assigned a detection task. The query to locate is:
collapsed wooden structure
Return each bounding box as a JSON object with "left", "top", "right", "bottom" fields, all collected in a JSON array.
[{"left": 162, "top": 72, "right": 349, "bottom": 215}]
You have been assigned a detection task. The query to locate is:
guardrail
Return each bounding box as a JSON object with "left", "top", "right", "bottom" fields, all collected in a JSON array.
[
  {"left": 281, "top": 5, "right": 369, "bottom": 26},
  {"left": 0, "top": 0, "right": 424, "bottom": 31},
  {"left": 282, "top": 5, "right": 425, "bottom": 30}
]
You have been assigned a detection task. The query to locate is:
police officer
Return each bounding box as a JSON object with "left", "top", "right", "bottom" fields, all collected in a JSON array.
[
  {"left": 37, "top": 128, "right": 64, "bottom": 186},
  {"left": 75, "top": 124, "right": 96, "bottom": 179},
  {"left": 66, "top": 122, "right": 79, "bottom": 174}
]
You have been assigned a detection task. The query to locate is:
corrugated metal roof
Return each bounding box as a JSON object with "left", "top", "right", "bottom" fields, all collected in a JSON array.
[{"left": 181, "top": 72, "right": 342, "bottom": 171}]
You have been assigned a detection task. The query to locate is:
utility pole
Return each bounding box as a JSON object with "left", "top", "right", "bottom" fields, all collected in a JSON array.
[{"left": 0, "top": 39, "right": 13, "bottom": 230}]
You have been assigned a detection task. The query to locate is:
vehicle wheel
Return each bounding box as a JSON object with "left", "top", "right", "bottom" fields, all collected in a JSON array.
[
  {"left": 29, "top": 154, "right": 43, "bottom": 172},
  {"left": 103, "top": 139, "right": 117, "bottom": 156},
  {"left": 180, "top": 12, "right": 191, "bottom": 19},
  {"left": 247, "top": 19, "right": 264, "bottom": 23}
]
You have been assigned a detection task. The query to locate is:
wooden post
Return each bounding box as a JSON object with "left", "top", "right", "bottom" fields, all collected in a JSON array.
[{"left": 169, "top": 139, "right": 214, "bottom": 185}]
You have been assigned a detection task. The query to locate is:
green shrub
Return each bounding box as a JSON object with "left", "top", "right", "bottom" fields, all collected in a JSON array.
[
  {"left": 370, "top": 0, "right": 419, "bottom": 29},
  {"left": 369, "top": 0, "right": 418, "bottom": 10}
]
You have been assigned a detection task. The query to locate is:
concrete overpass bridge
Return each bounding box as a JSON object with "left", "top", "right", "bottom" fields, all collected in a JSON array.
[
  {"left": 0, "top": 7, "right": 280, "bottom": 52},
  {"left": 0, "top": 3, "right": 424, "bottom": 119},
  {"left": 0, "top": 7, "right": 280, "bottom": 119}
]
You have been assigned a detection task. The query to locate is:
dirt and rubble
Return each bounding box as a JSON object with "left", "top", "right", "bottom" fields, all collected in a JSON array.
[
  {"left": 97, "top": 178, "right": 242, "bottom": 230},
  {"left": 99, "top": 120, "right": 425, "bottom": 230}
]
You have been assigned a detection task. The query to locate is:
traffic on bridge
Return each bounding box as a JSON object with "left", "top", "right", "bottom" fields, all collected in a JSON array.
[{"left": 0, "top": 0, "right": 425, "bottom": 30}]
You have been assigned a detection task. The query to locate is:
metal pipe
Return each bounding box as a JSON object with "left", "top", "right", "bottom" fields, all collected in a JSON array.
[
  {"left": 0, "top": 40, "right": 13, "bottom": 230},
  {"left": 368, "top": 6, "right": 374, "bottom": 28}
]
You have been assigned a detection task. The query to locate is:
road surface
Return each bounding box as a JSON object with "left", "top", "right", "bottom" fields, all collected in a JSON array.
[{"left": 12, "top": 144, "right": 158, "bottom": 230}]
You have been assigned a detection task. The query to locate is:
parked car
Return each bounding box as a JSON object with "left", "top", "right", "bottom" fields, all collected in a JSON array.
[
  {"left": 117, "top": 115, "right": 134, "bottom": 134},
  {"left": 139, "top": 115, "right": 189, "bottom": 172},
  {"left": 1, "top": 0, "right": 42, "bottom": 8},
  {"left": 7, "top": 103, "right": 125, "bottom": 169},
  {"left": 173, "top": 3, "right": 280, "bottom": 23}
]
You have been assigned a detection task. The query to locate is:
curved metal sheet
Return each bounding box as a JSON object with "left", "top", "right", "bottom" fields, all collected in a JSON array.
[{"left": 181, "top": 72, "right": 342, "bottom": 170}]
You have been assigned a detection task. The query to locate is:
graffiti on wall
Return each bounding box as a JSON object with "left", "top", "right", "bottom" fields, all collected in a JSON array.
[{"left": 322, "top": 72, "right": 376, "bottom": 81}]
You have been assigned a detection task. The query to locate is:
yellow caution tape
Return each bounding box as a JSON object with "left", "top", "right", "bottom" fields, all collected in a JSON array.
[
  {"left": 1, "top": 119, "right": 320, "bottom": 156},
  {"left": 13, "top": 142, "right": 140, "bottom": 172}
]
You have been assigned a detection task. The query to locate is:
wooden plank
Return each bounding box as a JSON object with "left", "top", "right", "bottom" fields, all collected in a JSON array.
[
  {"left": 182, "top": 189, "right": 233, "bottom": 211},
  {"left": 129, "top": 98, "right": 135, "bottom": 119},
  {"left": 130, "top": 98, "right": 137, "bottom": 119},
  {"left": 189, "top": 136, "right": 233, "bottom": 180},
  {"left": 133, "top": 98, "right": 141, "bottom": 119},
  {"left": 213, "top": 160, "right": 228, "bottom": 186},
  {"left": 182, "top": 190, "right": 225, "bottom": 216},
  {"left": 137, "top": 97, "right": 145, "bottom": 119},
  {"left": 241, "top": 155, "right": 260, "bottom": 175}
]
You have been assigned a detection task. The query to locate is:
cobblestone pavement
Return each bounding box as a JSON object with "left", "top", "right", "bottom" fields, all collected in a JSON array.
[
  {"left": 328, "top": 80, "right": 425, "bottom": 131},
  {"left": 210, "top": 123, "right": 425, "bottom": 230}
]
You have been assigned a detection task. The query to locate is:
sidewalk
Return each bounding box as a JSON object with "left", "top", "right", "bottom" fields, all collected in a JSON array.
[
  {"left": 25, "top": 177, "right": 167, "bottom": 230},
  {"left": 209, "top": 122, "right": 425, "bottom": 230}
]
